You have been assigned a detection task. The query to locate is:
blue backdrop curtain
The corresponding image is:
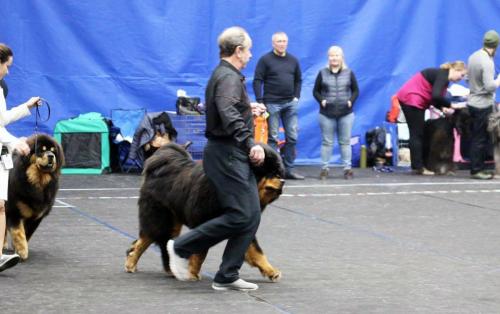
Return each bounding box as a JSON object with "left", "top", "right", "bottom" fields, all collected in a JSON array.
[{"left": 1, "top": 0, "right": 499, "bottom": 163}]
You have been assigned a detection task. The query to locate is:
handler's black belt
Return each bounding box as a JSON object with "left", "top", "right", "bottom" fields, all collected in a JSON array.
[{"left": 1, "top": 146, "right": 8, "bottom": 156}]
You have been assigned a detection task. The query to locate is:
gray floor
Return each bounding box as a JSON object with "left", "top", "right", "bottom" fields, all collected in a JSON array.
[{"left": 1, "top": 166, "right": 500, "bottom": 314}]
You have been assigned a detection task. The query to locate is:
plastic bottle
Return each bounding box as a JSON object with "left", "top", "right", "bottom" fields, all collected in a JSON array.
[{"left": 360, "top": 145, "right": 367, "bottom": 168}]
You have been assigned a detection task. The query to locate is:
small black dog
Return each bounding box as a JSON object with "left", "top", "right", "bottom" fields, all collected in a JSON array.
[{"left": 423, "top": 108, "right": 470, "bottom": 175}]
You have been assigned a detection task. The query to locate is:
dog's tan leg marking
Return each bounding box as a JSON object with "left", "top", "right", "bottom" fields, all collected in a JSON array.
[
  {"left": 11, "top": 222, "right": 28, "bottom": 260},
  {"left": 188, "top": 252, "right": 207, "bottom": 281},
  {"left": 17, "top": 201, "right": 35, "bottom": 219},
  {"left": 171, "top": 223, "right": 182, "bottom": 238},
  {"left": 125, "top": 236, "right": 153, "bottom": 273},
  {"left": 245, "top": 242, "right": 281, "bottom": 282}
]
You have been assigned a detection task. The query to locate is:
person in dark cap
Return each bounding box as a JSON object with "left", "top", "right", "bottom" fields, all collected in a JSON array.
[{"left": 467, "top": 30, "right": 500, "bottom": 180}]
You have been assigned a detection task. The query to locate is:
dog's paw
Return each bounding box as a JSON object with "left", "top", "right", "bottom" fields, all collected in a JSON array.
[
  {"left": 266, "top": 269, "right": 282, "bottom": 282},
  {"left": 17, "top": 249, "right": 28, "bottom": 261},
  {"left": 187, "top": 273, "right": 202, "bottom": 281},
  {"left": 125, "top": 262, "right": 137, "bottom": 273}
]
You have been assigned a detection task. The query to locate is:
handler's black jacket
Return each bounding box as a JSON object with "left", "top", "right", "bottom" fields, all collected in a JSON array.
[{"left": 205, "top": 60, "right": 255, "bottom": 152}]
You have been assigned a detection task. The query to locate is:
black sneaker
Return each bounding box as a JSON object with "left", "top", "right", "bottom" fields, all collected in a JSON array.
[
  {"left": 285, "top": 172, "right": 305, "bottom": 180},
  {"left": 0, "top": 253, "right": 20, "bottom": 272}
]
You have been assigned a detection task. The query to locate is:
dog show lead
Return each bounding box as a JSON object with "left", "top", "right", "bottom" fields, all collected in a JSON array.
[
  {"left": 166, "top": 26, "right": 267, "bottom": 291},
  {"left": 0, "top": 43, "right": 41, "bottom": 272}
]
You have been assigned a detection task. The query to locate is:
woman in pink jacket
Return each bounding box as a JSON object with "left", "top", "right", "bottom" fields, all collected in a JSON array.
[
  {"left": 396, "top": 61, "right": 466, "bottom": 175},
  {"left": 0, "top": 43, "right": 40, "bottom": 272}
]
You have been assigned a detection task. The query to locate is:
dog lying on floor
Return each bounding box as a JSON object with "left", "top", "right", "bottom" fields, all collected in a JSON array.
[
  {"left": 125, "top": 143, "right": 285, "bottom": 281},
  {"left": 487, "top": 111, "right": 500, "bottom": 176},
  {"left": 5, "top": 134, "right": 64, "bottom": 260},
  {"left": 423, "top": 108, "right": 470, "bottom": 175}
]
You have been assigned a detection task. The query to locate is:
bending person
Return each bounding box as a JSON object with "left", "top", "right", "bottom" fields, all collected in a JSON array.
[{"left": 396, "top": 61, "right": 466, "bottom": 175}]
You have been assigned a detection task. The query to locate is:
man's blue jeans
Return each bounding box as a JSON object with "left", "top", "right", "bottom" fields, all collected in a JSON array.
[
  {"left": 318, "top": 112, "right": 354, "bottom": 170},
  {"left": 266, "top": 99, "right": 298, "bottom": 172}
]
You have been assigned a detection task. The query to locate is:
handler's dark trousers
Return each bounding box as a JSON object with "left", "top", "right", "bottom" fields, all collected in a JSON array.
[
  {"left": 173, "top": 140, "right": 261, "bottom": 284},
  {"left": 400, "top": 103, "right": 426, "bottom": 170},
  {"left": 468, "top": 105, "right": 493, "bottom": 175}
]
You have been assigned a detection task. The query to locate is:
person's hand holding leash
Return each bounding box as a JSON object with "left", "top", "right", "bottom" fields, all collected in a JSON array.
[
  {"left": 249, "top": 144, "right": 265, "bottom": 166},
  {"left": 251, "top": 102, "right": 266, "bottom": 116},
  {"left": 14, "top": 137, "right": 30, "bottom": 155},
  {"left": 25, "top": 97, "right": 42, "bottom": 109},
  {"left": 442, "top": 107, "right": 455, "bottom": 116}
]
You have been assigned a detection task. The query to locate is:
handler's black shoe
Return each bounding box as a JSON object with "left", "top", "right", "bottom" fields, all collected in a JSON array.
[
  {"left": 212, "top": 279, "right": 258, "bottom": 291},
  {"left": 166, "top": 240, "right": 191, "bottom": 281},
  {"left": 285, "top": 171, "right": 305, "bottom": 180},
  {"left": 0, "top": 253, "right": 20, "bottom": 272}
]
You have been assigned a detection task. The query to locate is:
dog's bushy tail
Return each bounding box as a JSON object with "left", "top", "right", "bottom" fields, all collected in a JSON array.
[
  {"left": 142, "top": 143, "right": 194, "bottom": 178},
  {"left": 251, "top": 143, "right": 285, "bottom": 181}
]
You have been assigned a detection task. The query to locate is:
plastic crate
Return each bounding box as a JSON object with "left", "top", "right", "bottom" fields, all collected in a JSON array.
[{"left": 169, "top": 114, "right": 207, "bottom": 160}]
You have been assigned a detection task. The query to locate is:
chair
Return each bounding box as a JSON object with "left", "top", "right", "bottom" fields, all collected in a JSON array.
[{"left": 110, "top": 108, "right": 146, "bottom": 173}]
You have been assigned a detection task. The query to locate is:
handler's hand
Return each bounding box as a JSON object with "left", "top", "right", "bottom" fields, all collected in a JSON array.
[
  {"left": 249, "top": 144, "right": 265, "bottom": 166},
  {"left": 14, "top": 138, "right": 30, "bottom": 155},
  {"left": 25, "top": 97, "right": 42, "bottom": 109},
  {"left": 251, "top": 102, "right": 267, "bottom": 116},
  {"left": 442, "top": 107, "right": 455, "bottom": 116}
]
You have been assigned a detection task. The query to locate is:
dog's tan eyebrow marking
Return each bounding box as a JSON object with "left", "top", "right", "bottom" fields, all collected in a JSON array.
[
  {"left": 50, "top": 147, "right": 55, "bottom": 152},
  {"left": 42, "top": 146, "right": 47, "bottom": 151}
]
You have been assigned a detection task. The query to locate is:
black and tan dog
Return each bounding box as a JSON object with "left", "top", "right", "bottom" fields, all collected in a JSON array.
[
  {"left": 125, "top": 143, "right": 285, "bottom": 281},
  {"left": 5, "top": 134, "right": 64, "bottom": 260},
  {"left": 423, "top": 108, "right": 471, "bottom": 175},
  {"left": 488, "top": 111, "right": 500, "bottom": 176}
]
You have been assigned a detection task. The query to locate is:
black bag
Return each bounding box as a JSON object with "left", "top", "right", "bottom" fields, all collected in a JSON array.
[
  {"left": 176, "top": 96, "right": 202, "bottom": 115},
  {"left": 365, "top": 127, "right": 387, "bottom": 166}
]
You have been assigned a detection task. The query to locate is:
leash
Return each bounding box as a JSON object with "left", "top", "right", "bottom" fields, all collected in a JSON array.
[{"left": 33, "top": 98, "right": 51, "bottom": 152}]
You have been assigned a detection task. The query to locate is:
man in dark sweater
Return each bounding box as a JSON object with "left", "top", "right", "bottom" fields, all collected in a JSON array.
[{"left": 253, "top": 32, "right": 303, "bottom": 179}]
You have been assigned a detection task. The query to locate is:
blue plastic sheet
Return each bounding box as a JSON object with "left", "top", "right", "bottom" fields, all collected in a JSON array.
[{"left": 1, "top": 0, "right": 499, "bottom": 163}]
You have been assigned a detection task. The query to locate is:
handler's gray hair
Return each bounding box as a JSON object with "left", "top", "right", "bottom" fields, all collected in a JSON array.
[{"left": 218, "top": 26, "right": 252, "bottom": 58}]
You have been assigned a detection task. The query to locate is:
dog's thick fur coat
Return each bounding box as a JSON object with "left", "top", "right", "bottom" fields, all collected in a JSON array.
[
  {"left": 487, "top": 111, "right": 500, "bottom": 175},
  {"left": 5, "top": 134, "right": 64, "bottom": 260},
  {"left": 125, "top": 143, "right": 285, "bottom": 281},
  {"left": 423, "top": 109, "right": 470, "bottom": 175}
]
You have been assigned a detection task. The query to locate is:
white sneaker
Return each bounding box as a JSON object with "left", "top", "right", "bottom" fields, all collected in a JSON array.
[
  {"left": 166, "top": 240, "right": 191, "bottom": 281},
  {"left": 0, "top": 253, "right": 21, "bottom": 272},
  {"left": 212, "top": 279, "right": 259, "bottom": 291}
]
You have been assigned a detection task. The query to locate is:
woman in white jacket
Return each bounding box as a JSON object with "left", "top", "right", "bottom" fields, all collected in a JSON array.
[{"left": 0, "top": 43, "right": 40, "bottom": 272}]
